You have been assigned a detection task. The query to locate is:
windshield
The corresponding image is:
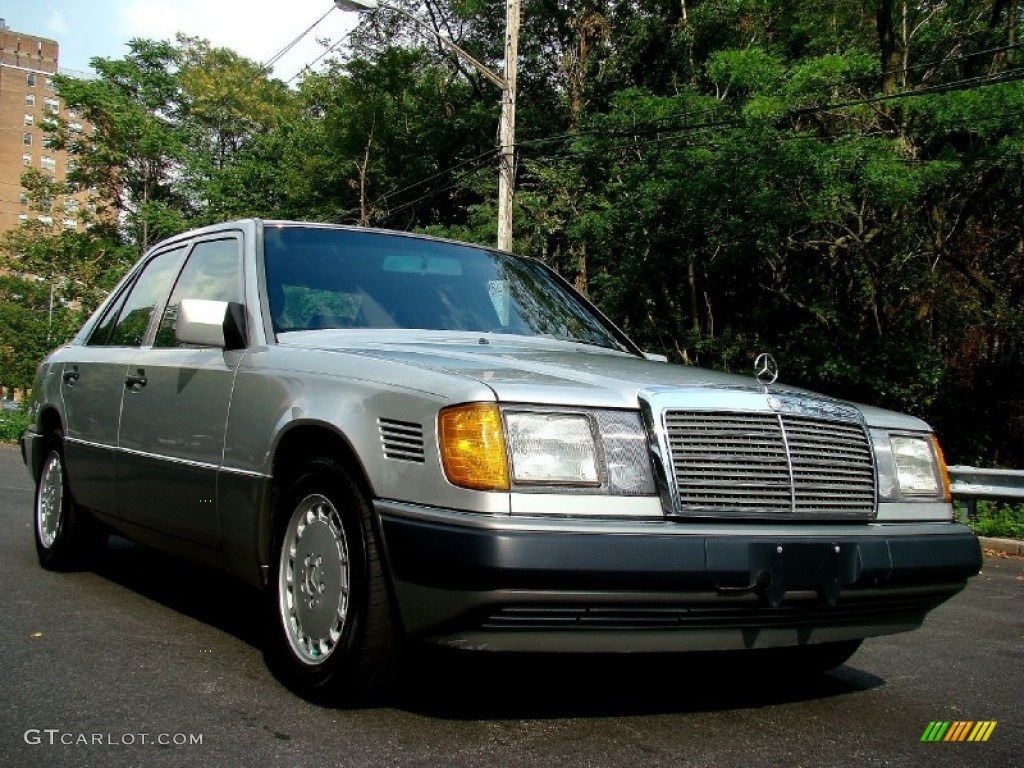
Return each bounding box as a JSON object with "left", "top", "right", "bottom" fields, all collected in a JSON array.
[{"left": 262, "top": 226, "right": 631, "bottom": 352}]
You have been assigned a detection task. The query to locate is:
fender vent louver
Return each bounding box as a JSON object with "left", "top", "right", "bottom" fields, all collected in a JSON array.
[{"left": 378, "top": 418, "right": 425, "bottom": 463}]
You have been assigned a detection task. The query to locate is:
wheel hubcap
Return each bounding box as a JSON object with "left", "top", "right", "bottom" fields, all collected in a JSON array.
[
  {"left": 37, "top": 453, "right": 64, "bottom": 549},
  {"left": 278, "top": 494, "right": 350, "bottom": 665}
]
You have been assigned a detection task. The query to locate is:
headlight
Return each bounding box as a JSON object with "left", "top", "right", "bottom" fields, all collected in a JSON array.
[
  {"left": 892, "top": 436, "right": 940, "bottom": 495},
  {"left": 506, "top": 411, "right": 599, "bottom": 485},
  {"left": 438, "top": 404, "right": 656, "bottom": 496},
  {"left": 872, "top": 431, "right": 950, "bottom": 502}
]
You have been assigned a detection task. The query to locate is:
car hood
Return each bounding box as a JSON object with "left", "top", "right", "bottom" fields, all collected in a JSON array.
[{"left": 277, "top": 330, "right": 930, "bottom": 431}]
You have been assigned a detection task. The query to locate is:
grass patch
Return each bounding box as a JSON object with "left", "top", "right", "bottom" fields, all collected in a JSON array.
[{"left": 958, "top": 500, "right": 1024, "bottom": 540}]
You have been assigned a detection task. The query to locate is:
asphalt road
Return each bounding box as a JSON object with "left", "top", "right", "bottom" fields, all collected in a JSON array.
[{"left": 0, "top": 443, "right": 1020, "bottom": 768}]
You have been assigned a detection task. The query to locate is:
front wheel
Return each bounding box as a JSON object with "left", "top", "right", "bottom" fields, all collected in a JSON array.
[
  {"left": 34, "top": 433, "right": 104, "bottom": 570},
  {"left": 265, "top": 459, "right": 394, "bottom": 702}
]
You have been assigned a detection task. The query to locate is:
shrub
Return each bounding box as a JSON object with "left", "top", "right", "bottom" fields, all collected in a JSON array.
[
  {"left": 0, "top": 406, "right": 29, "bottom": 444},
  {"left": 959, "top": 500, "right": 1024, "bottom": 541}
]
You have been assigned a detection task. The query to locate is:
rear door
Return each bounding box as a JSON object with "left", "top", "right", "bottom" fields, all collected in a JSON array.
[{"left": 61, "top": 247, "right": 187, "bottom": 515}]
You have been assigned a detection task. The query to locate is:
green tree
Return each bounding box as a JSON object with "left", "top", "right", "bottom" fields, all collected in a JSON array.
[
  {"left": 8, "top": 2, "right": 1020, "bottom": 464},
  {"left": 50, "top": 39, "right": 187, "bottom": 251},
  {"left": 175, "top": 35, "right": 300, "bottom": 223}
]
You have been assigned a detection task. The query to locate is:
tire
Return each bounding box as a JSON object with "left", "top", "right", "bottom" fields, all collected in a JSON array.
[
  {"left": 265, "top": 458, "right": 394, "bottom": 702},
  {"left": 34, "top": 431, "right": 104, "bottom": 571}
]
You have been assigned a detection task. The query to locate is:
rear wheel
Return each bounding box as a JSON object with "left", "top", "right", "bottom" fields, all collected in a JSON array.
[
  {"left": 34, "top": 432, "right": 104, "bottom": 570},
  {"left": 265, "top": 458, "right": 394, "bottom": 702}
]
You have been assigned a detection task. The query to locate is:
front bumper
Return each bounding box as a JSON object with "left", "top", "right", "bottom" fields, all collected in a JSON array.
[{"left": 376, "top": 501, "right": 982, "bottom": 653}]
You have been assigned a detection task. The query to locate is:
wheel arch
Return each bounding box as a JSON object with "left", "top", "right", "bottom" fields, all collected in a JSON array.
[
  {"left": 260, "top": 421, "right": 378, "bottom": 574},
  {"left": 270, "top": 421, "right": 375, "bottom": 499},
  {"left": 30, "top": 406, "right": 65, "bottom": 480}
]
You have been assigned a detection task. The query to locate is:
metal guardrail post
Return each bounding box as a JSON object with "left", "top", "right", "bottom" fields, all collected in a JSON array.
[{"left": 963, "top": 497, "right": 977, "bottom": 523}]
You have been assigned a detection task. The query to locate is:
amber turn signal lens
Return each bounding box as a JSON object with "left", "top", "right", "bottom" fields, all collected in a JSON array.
[
  {"left": 438, "top": 403, "right": 509, "bottom": 491},
  {"left": 931, "top": 434, "right": 952, "bottom": 503}
]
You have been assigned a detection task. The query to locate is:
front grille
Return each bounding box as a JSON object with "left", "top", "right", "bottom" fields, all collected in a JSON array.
[{"left": 663, "top": 411, "right": 875, "bottom": 519}]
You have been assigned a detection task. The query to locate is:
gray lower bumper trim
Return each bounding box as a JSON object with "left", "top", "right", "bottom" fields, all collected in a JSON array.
[{"left": 375, "top": 500, "right": 981, "bottom": 651}]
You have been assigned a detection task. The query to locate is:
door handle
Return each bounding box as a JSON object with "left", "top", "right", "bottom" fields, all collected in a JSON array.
[
  {"left": 125, "top": 369, "right": 148, "bottom": 389},
  {"left": 63, "top": 366, "right": 80, "bottom": 384}
]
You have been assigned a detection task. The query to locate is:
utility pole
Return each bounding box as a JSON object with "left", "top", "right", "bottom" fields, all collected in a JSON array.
[
  {"left": 335, "top": 0, "right": 520, "bottom": 251},
  {"left": 496, "top": 0, "right": 519, "bottom": 252}
]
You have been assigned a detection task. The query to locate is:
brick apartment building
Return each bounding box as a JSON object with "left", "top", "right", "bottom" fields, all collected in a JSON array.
[{"left": 0, "top": 18, "right": 92, "bottom": 235}]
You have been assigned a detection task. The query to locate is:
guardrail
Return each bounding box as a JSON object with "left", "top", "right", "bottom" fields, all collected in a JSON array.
[{"left": 948, "top": 465, "right": 1024, "bottom": 520}]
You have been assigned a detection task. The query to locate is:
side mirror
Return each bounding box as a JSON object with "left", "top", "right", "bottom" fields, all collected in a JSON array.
[
  {"left": 175, "top": 299, "right": 247, "bottom": 350},
  {"left": 643, "top": 352, "right": 669, "bottom": 363}
]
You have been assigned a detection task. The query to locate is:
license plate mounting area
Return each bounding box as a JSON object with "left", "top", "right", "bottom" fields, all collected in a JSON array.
[{"left": 748, "top": 542, "right": 860, "bottom": 608}]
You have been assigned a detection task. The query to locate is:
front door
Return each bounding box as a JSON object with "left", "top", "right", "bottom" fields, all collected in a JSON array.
[{"left": 116, "top": 236, "right": 245, "bottom": 547}]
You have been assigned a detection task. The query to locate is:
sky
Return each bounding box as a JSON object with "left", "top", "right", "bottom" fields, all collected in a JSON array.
[{"left": 0, "top": 0, "right": 361, "bottom": 80}]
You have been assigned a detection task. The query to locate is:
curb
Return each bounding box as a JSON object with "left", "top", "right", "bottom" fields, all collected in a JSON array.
[{"left": 978, "top": 536, "right": 1024, "bottom": 557}]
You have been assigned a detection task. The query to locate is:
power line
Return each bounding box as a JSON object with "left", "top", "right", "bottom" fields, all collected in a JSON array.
[
  {"left": 514, "top": 104, "right": 732, "bottom": 149},
  {"left": 517, "top": 67, "right": 1024, "bottom": 163},
  {"left": 287, "top": 29, "right": 357, "bottom": 84},
  {"left": 370, "top": 148, "right": 498, "bottom": 208},
  {"left": 355, "top": 47, "right": 1024, "bottom": 221},
  {"left": 797, "top": 67, "right": 1024, "bottom": 114},
  {"left": 375, "top": 153, "right": 496, "bottom": 221},
  {"left": 370, "top": 72, "right": 1023, "bottom": 220},
  {"left": 262, "top": 4, "right": 338, "bottom": 71},
  {"left": 517, "top": 44, "right": 1024, "bottom": 153},
  {"left": 319, "top": 150, "right": 497, "bottom": 226},
  {"left": 880, "top": 41, "right": 1024, "bottom": 79}
]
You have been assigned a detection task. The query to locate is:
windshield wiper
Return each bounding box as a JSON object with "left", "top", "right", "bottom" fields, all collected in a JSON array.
[{"left": 540, "top": 333, "right": 618, "bottom": 351}]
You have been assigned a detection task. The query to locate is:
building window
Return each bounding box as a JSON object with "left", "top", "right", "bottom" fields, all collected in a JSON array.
[
  {"left": 44, "top": 97, "right": 60, "bottom": 115},
  {"left": 24, "top": 114, "right": 34, "bottom": 126},
  {"left": 23, "top": 153, "right": 32, "bottom": 166},
  {"left": 25, "top": 94, "right": 35, "bottom": 107},
  {"left": 69, "top": 121, "right": 84, "bottom": 133},
  {"left": 18, "top": 214, "right": 29, "bottom": 225},
  {"left": 37, "top": 215, "right": 54, "bottom": 226},
  {"left": 23, "top": 133, "right": 33, "bottom": 146},
  {"left": 66, "top": 159, "right": 78, "bottom": 173},
  {"left": 41, "top": 156, "right": 57, "bottom": 173},
  {"left": 20, "top": 193, "right": 29, "bottom": 206},
  {"left": 44, "top": 77, "right": 55, "bottom": 91},
  {"left": 26, "top": 73, "right": 36, "bottom": 87},
  {"left": 64, "top": 219, "right": 77, "bottom": 230},
  {"left": 66, "top": 198, "right": 79, "bottom": 213}
]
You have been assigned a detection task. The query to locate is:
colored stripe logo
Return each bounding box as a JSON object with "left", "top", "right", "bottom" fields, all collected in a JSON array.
[{"left": 920, "top": 721, "right": 997, "bottom": 742}]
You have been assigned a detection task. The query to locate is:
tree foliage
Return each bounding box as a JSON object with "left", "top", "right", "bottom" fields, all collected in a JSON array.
[{"left": 3, "top": 1, "right": 1022, "bottom": 464}]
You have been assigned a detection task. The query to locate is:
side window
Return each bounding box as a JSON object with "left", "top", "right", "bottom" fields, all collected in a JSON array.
[
  {"left": 104, "top": 248, "right": 187, "bottom": 347},
  {"left": 87, "top": 287, "right": 133, "bottom": 347},
  {"left": 154, "top": 238, "right": 243, "bottom": 348}
]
